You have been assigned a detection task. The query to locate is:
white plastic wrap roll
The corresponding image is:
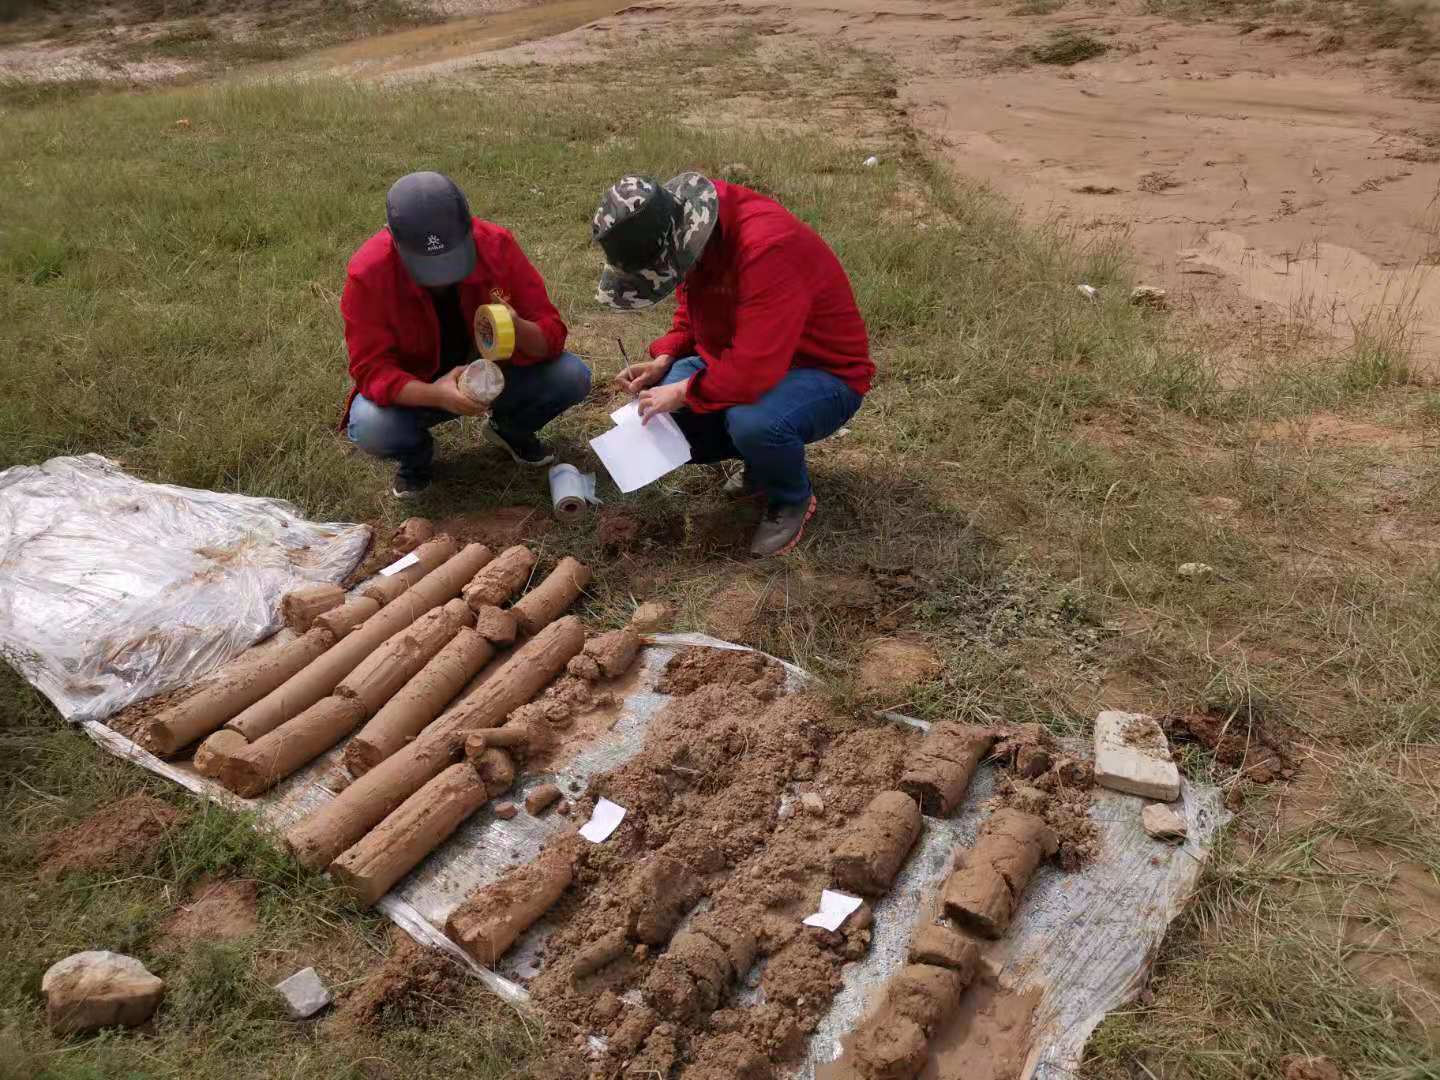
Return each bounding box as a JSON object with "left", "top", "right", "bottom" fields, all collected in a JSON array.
[{"left": 547, "top": 464, "right": 598, "bottom": 523}]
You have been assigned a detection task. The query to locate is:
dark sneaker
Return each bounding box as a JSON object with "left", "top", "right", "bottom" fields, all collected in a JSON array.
[
  {"left": 750, "top": 495, "right": 817, "bottom": 557},
  {"left": 483, "top": 419, "right": 556, "bottom": 466},
  {"left": 722, "top": 465, "right": 765, "bottom": 501},
  {"left": 391, "top": 470, "right": 432, "bottom": 499}
]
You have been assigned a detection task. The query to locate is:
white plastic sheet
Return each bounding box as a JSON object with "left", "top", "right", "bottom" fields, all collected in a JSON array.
[{"left": 0, "top": 454, "right": 370, "bottom": 721}]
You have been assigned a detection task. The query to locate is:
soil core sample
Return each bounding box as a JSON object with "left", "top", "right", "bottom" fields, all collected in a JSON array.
[
  {"left": 899, "top": 723, "right": 995, "bottom": 816},
  {"left": 832, "top": 791, "right": 922, "bottom": 895},
  {"left": 942, "top": 808, "right": 1057, "bottom": 938}
]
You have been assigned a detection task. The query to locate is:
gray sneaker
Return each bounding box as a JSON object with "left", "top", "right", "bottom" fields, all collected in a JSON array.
[{"left": 750, "top": 495, "right": 817, "bottom": 557}]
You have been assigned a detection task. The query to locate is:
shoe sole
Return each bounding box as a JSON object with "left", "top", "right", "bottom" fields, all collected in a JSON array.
[
  {"left": 756, "top": 495, "right": 817, "bottom": 558},
  {"left": 482, "top": 423, "right": 555, "bottom": 467}
]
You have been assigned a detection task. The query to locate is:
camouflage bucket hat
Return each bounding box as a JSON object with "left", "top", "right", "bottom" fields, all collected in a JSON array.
[{"left": 592, "top": 172, "right": 719, "bottom": 310}]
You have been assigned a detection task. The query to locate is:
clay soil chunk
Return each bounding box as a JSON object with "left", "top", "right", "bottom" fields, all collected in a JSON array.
[
  {"left": 217, "top": 695, "right": 368, "bottom": 798},
  {"left": 511, "top": 556, "right": 592, "bottom": 637},
  {"left": 853, "top": 1013, "right": 928, "bottom": 1079},
  {"left": 345, "top": 625, "right": 495, "bottom": 776},
  {"left": 578, "top": 627, "right": 642, "bottom": 680},
  {"left": 336, "top": 598, "right": 475, "bottom": 713},
  {"left": 313, "top": 595, "right": 382, "bottom": 638},
  {"left": 493, "top": 801, "right": 518, "bottom": 820},
  {"left": 1093, "top": 710, "right": 1181, "bottom": 801},
  {"left": 281, "top": 583, "right": 345, "bottom": 634},
  {"left": 899, "top": 723, "right": 995, "bottom": 817},
  {"left": 193, "top": 728, "right": 249, "bottom": 778},
  {"left": 942, "top": 807, "right": 1058, "bottom": 938},
  {"left": 475, "top": 747, "right": 516, "bottom": 797},
  {"left": 142, "top": 627, "right": 335, "bottom": 757},
  {"left": 285, "top": 616, "right": 585, "bottom": 870},
  {"left": 886, "top": 963, "right": 967, "bottom": 1032},
  {"left": 329, "top": 762, "right": 489, "bottom": 908},
  {"left": 626, "top": 853, "right": 704, "bottom": 946},
  {"left": 689, "top": 912, "right": 757, "bottom": 980},
  {"left": 360, "top": 537, "right": 464, "bottom": 605},
  {"left": 446, "top": 837, "right": 577, "bottom": 966},
  {"left": 391, "top": 517, "right": 436, "bottom": 554},
  {"left": 572, "top": 926, "right": 629, "bottom": 980},
  {"left": 43, "top": 951, "right": 165, "bottom": 1036},
  {"left": 832, "top": 790, "right": 923, "bottom": 896},
  {"left": 471, "top": 604, "right": 518, "bottom": 646},
  {"left": 462, "top": 544, "right": 536, "bottom": 609},
  {"left": 525, "top": 782, "right": 562, "bottom": 815},
  {"left": 907, "top": 923, "right": 979, "bottom": 979},
  {"left": 643, "top": 930, "right": 731, "bottom": 1019},
  {"left": 227, "top": 544, "right": 492, "bottom": 741}
]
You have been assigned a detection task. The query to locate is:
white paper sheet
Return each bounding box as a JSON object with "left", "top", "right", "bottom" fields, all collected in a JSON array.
[
  {"left": 590, "top": 400, "right": 692, "bottom": 494},
  {"left": 802, "top": 889, "right": 864, "bottom": 932},
  {"left": 379, "top": 551, "right": 420, "bottom": 576},
  {"left": 579, "top": 797, "right": 627, "bottom": 843}
]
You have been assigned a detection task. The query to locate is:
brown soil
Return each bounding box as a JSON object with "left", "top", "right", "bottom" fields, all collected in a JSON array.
[
  {"left": 334, "top": 930, "right": 468, "bottom": 1030},
  {"left": 433, "top": 507, "right": 553, "bottom": 551},
  {"left": 160, "top": 875, "right": 259, "bottom": 949},
  {"left": 992, "top": 725, "right": 1099, "bottom": 871},
  {"left": 39, "top": 794, "right": 183, "bottom": 881},
  {"left": 1165, "top": 707, "right": 1297, "bottom": 784},
  {"left": 523, "top": 672, "right": 921, "bottom": 1077},
  {"left": 653, "top": 645, "right": 785, "bottom": 699},
  {"left": 856, "top": 637, "right": 943, "bottom": 702}
]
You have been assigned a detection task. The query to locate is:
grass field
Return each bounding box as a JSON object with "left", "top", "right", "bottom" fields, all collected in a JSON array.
[{"left": 1, "top": 27, "right": 1438, "bottom": 1080}]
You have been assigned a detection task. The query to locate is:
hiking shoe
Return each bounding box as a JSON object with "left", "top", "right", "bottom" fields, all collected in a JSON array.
[
  {"left": 722, "top": 465, "right": 765, "bottom": 501},
  {"left": 391, "top": 470, "right": 432, "bottom": 499},
  {"left": 750, "top": 495, "right": 817, "bottom": 557},
  {"left": 483, "top": 419, "right": 556, "bottom": 467}
]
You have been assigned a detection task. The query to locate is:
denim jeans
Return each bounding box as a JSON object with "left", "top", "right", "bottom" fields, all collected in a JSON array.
[
  {"left": 661, "top": 356, "right": 863, "bottom": 506},
  {"left": 347, "top": 352, "right": 591, "bottom": 480}
]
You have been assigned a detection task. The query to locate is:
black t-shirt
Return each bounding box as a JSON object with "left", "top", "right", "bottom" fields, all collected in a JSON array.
[{"left": 430, "top": 287, "right": 475, "bottom": 376}]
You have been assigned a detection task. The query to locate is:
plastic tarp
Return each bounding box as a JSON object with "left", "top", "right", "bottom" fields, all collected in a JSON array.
[{"left": 0, "top": 455, "right": 370, "bottom": 722}]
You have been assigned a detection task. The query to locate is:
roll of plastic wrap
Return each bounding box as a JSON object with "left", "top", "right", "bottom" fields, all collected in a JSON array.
[
  {"left": 459, "top": 358, "right": 506, "bottom": 404},
  {"left": 548, "top": 464, "right": 598, "bottom": 523},
  {"left": 475, "top": 303, "right": 516, "bottom": 361}
]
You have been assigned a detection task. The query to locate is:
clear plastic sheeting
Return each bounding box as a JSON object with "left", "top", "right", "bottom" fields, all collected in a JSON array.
[
  {"left": 0, "top": 454, "right": 370, "bottom": 722},
  {"left": 77, "top": 629, "right": 1224, "bottom": 1073}
]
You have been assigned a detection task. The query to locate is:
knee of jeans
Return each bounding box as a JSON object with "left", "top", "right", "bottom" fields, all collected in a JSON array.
[
  {"left": 348, "top": 402, "right": 416, "bottom": 458},
  {"left": 553, "top": 353, "right": 593, "bottom": 406},
  {"left": 725, "top": 405, "right": 788, "bottom": 452}
]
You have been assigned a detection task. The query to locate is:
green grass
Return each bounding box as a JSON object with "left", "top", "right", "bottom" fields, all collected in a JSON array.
[
  {"left": 1024, "top": 28, "right": 1110, "bottom": 64},
  {"left": 0, "top": 34, "right": 1437, "bottom": 1080}
]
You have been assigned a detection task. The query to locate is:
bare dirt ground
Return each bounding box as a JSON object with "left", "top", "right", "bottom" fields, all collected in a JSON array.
[{"left": 363, "top": 0, "right": 1440, "bottom": 370}]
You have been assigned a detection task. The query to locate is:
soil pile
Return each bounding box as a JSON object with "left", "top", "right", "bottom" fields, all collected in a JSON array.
[
  {"left": 39, "top": 794, "right": 182, "bottom": 881},
  {"left": 1165, "top": 708, "right": 1296, "bottom": 784},
  {"left": 991, "top": 725, "right": 1099, "bottom": 871},
  {"left": 335, "top": 932, "right": 468, "bottom": 1030},
  {"left": 160, "top": 875, "right": 259, "bottom": 949}
]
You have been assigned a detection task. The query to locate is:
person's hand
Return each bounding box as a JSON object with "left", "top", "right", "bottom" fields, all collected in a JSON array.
[
  {"left": 638, "top": 377, "right": 691, "bottom": 424},
  {"left": 615, "top": 355, "right": 672, "bottom": 395},
  {"left": 430, "top": 368, "right": 490, "bottom": 417}
]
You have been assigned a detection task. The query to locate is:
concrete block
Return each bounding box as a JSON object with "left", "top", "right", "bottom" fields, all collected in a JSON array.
[
  {"left": 1093, "top": 711, "right": 1180, "bottom": 801},
  {"left": 274, "top": 966, "right": 332, "bottom": 1019}
]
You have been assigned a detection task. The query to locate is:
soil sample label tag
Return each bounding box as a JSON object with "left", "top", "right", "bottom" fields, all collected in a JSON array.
[
  {"left": 579, "top": 797, "right": 626, "bottom": 843},
  {"left": 379, "top": 552, "right": 421, "bottom": 577}
]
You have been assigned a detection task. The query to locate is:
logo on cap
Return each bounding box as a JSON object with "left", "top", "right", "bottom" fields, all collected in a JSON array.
[{"left": 426, "top": 234, "right": 444, "bottom": 252}]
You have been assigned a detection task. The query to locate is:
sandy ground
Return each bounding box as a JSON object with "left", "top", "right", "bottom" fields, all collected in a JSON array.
[{"left": 383, "top": 0, "right": 1440, "bottom": 367}]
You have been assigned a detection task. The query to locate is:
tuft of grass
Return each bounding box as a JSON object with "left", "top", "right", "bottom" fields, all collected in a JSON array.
[
  {"left": 1024, "top": 28, "right": 1110, "bottom": 64},
  {"left": 1011, "top": 0, "right": 1065, "bottom": 14}
]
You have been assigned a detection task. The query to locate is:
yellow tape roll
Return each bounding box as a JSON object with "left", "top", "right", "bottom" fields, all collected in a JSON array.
[{"left": 475, "top": 303, "right": 516, "bottom": 362}]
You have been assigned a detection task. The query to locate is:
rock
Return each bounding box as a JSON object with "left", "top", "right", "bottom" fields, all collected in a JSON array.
[
  {"left": 800, "top": 792, "right": 825, "bottom": 816},
  {"left": 1093, "top": 711, "right": 1180, "bottom": 801},
  {"left": 857, "top": 638, "right": 942, "bottom": 701},
  {"left": 494, "top": 801, "right": 518, "bottom": 820},
  {"left": 1281, "top": 1057, "right": 1342, "bottom": 1080},
  {"left": 1142, "top": 803, "right": 1187, "bottom": 842},
  {"left": 43, "top": 951, "right": 164, "bottom": 1035},
  {"left": 1177, "top": 562, "right": 1214, "bottom": 579},
  {"left": 1129, "top": 285, "right": 1169, "bottom": 309},
  {"left": 863, "top": 155, "right": 880, "bottom": 167},
  {"left": 628, "top": 601, "right": 673, "bottom": 633},
  {"left": 274, "top": 966, "right": 332, "bottom": 1019}
]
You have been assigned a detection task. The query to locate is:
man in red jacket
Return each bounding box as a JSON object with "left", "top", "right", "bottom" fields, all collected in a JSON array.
[
  {"left": 342, "top": 172, "right": 590, "bottom": 497},
  {"left": 593, "top": 173, "right": 872, "bottom": 556}
]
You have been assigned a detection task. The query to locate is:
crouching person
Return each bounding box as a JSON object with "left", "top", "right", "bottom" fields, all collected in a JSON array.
[
  {"left": 342, "top": 171, "right": 591, "bottom": 497},
  {"left": 592, "top": 173, "right": 872, "bottom": 556}
]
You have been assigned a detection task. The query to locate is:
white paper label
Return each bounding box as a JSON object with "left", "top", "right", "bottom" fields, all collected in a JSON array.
[
  {"left": 802, "top": 889, "right": 864, "bottom": 932},
  {"left": 579, "top": 797, "right": 627, "bottom": 843},
  {"left": 379, "top": 551, "right": 420, "bottom": 577}
]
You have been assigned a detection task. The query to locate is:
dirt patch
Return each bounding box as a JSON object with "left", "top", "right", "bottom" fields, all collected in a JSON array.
[
  {"left": 433, "top": 506, "right": 554, "bottom": 551},
  {"left": 653, "top": 644, "right": 785, "bottom": 700},
  {"left": 1165, "top": 706, "right": 1297, "bottom": 784},
  {"left": 40, "top": 794, "right": 182, "bottom": 881},
  {"left": 991, "top": 725, "right": 1099, "bottom": 871},
  {"left": 856, "top": 636, "right": 942, "bottom": 701},
  {"left": 160, "top": 875, "right": 259, "bottom": 949},
  {"left": 334, "top": 930, "right": 468, "bottom": 1030}
]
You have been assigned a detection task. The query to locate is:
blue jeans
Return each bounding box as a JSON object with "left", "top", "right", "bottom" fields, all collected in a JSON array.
[
  {"left": 662, "top": 356, "right": 863, "bottom": 506},
  {"left": 347, "top": 352, "right": 591, "bottom": 479}
]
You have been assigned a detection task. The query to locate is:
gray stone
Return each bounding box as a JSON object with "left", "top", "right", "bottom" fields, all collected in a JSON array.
[
  {"left": 1093, "top": 711, "right": 1181, "bottom": 801},
  {"left": 43, "top": 950, "right": 164, "bottom": 1035},
  {"left": 274, "top": 966, "right": 332, "bottom": 1019}
]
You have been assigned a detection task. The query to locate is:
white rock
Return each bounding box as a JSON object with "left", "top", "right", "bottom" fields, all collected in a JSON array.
[
  {"left": 274, "top": 966, "right": 332, "bottom": 1019},
  {"left": 43, "top": 951, "right": 164, "bottom": 1035},
  {"left": 1177, "top": 562, "right": 1214, "bottom": 579},
  {"left": 1076, "top": 284, "right": 1099, "bottom": 300},
  {"left": 1142, "top": 802, "right": 1187, "bottom": 841},
  {"left": 863, "top": 155, "right": 880, "bottom": 167},
  {"left": 800, "top": 792, "right": 825, "bottom": 816},
  {"left": 1093, "top": 710, "right": 1181, "bottom": 801}
]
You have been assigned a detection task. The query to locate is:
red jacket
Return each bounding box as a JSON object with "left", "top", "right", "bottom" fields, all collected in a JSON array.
[
  {"left": 649, "top": 180, "right": 872, "bottom": 413},
  {"left": 340, "top": 218, "right": 567, "bottom": 418}
]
